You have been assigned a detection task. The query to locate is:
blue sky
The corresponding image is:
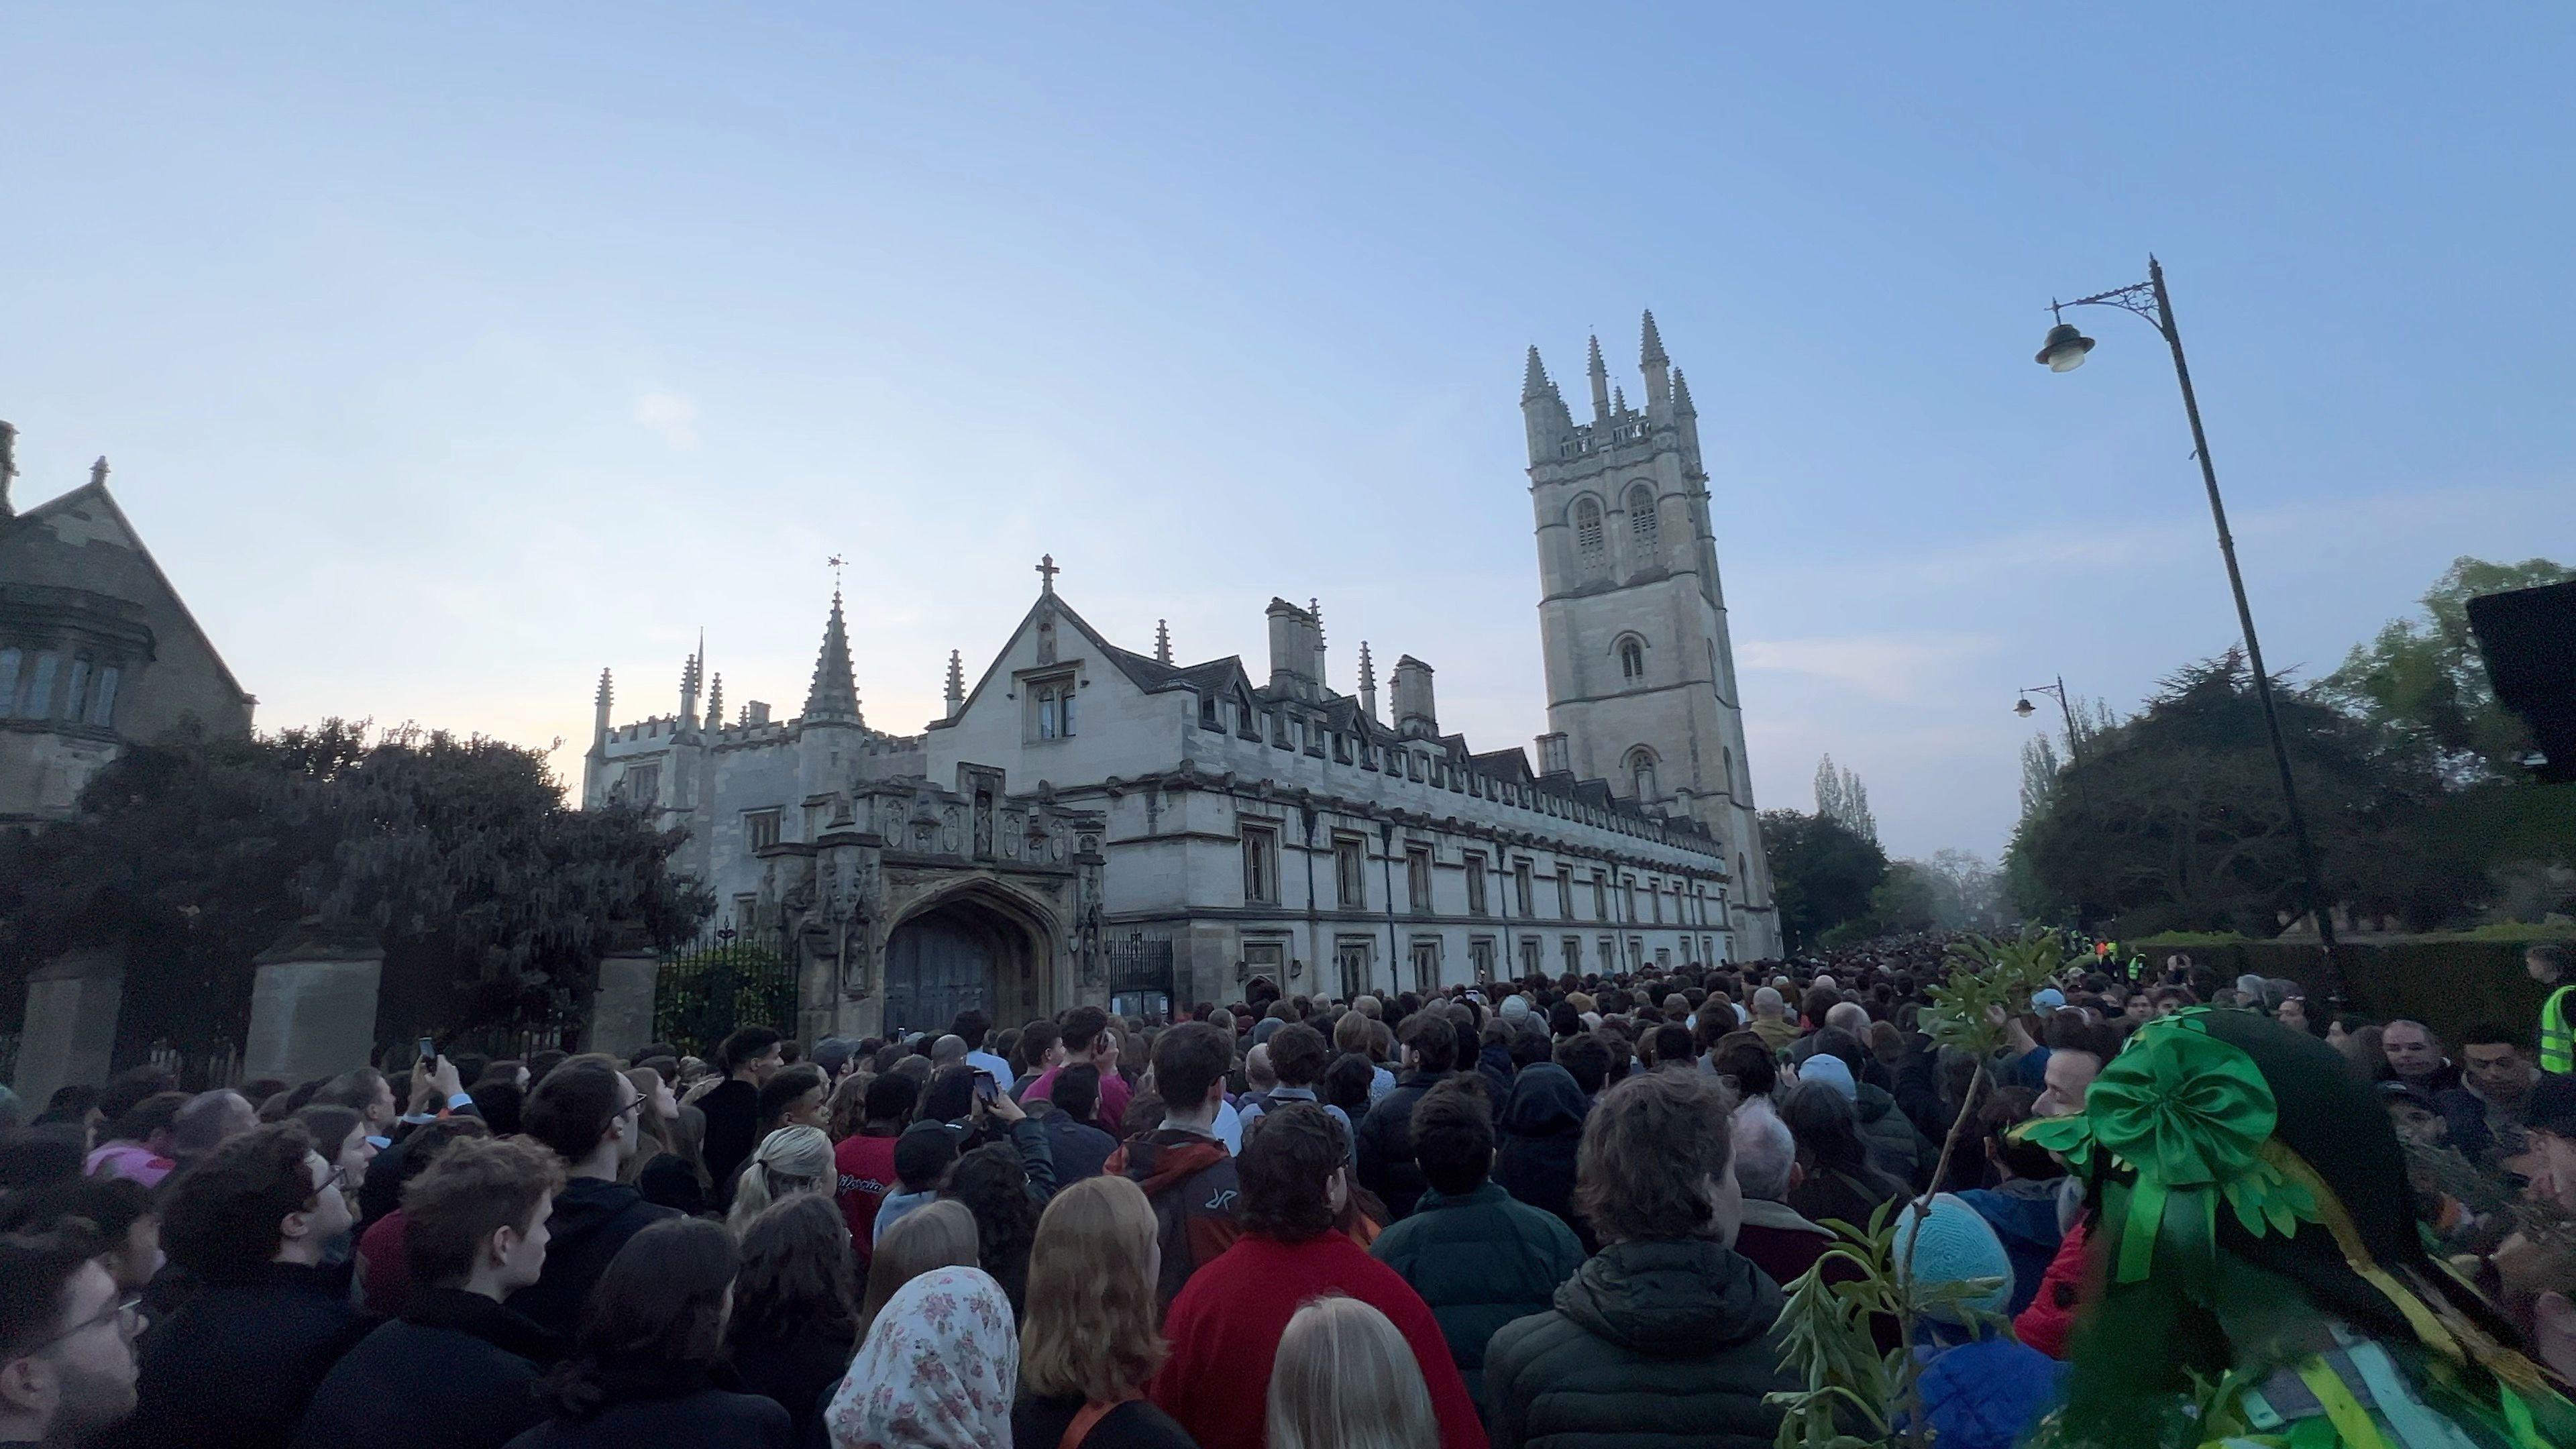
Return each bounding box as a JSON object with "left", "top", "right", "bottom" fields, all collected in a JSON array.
[{"left": 5, "top": 5, "right": 2570, "bottom": 860}]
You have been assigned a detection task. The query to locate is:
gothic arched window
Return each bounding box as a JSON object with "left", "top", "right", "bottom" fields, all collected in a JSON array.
[
  {"left": 1038, "top": 687, "right": 1060, "bottom": 740},
  {"left": 1618, "top": 637, "right": 1644, "bottom": 682},
  {"left": 1573, "top": 497, "right": 1605, "bottom": 570},
  {"left": 1723, "top": 745, "right": 1735, "bottom": 795},
  {"left": 1627, "top": 484, "right": 1658, "bottom": 547},
  {"left": 1626, "top": 747, "right": 1658, "bottom": 802}
]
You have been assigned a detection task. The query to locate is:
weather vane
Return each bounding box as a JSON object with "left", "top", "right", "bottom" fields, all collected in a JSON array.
[{"left": 827, "top": 553, "right": 846, "bottom": 591}]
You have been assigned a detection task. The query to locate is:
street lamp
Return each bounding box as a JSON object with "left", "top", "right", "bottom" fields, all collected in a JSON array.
[
  {"left": 2037, "top": 256, "right": 2343, "bottom": 998},
  {"left": 2013, "top": 676, "right": 2084, "bottom": 764}
]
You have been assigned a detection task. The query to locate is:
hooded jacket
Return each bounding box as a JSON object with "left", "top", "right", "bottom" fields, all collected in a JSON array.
[
  {"left": 1105, "top": 1127, "right": 1242, "bottom": 1307},
  {"left": 1477, "top": 1041, "right": 1517, "bottom": 1109},
  {"left": 290, "top": 1288, "right": 560, "bottom": 1449},
  {"left": 1852, "top": 1081, "right": 1931, "bottom": 1189},
  {"left": 1493, "top": 1065, "right": 1591, "bottom": 1252},
  {"left": 1955, "top": 1177, "right": 2069, "bottom": 1316},
  {"left": 1482, "top": 1238, "right": 1793, "bottom": 1449},
  {"left": 504, "top": 1176, "right": 678, "bottom": 1338}
]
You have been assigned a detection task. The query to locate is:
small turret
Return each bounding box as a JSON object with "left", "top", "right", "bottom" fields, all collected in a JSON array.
[
  {"left": 1520, "top": 347, "right": 1569, "bottom": 464},
  {"left": 945, "top": 649, "right": 965, "bottom": 719},
  {"left": 704, "top": 672, "right": 723, "bottom": 734},
  {"left": 1586, "top": 335, "right": 1611, "bottom": 424},
  {"left": 1154, "top": 619, "right": 1172, "bottom": 665},
  {"left": 1358, "top": 642, "right": 1379, "bottom": 722},
  {"left": 1391, "top": 655, "right": 1437, "bottom": 738},
  {"left": 591, "top": 668, "right": 614, "bottom": 753}
]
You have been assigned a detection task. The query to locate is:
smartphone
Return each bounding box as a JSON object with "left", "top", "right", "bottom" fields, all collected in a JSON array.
[
  {"left": 972, "top": 1069, "right": 999, "bottom": 1106},
  {"left": 417, "top": 1036, "right": 438, "bottom": 1065}
]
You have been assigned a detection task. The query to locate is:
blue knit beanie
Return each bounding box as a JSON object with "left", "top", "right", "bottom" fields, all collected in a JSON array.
[{"left": 1890, "top": 1193, "right": 2014, "bottom": 1322}]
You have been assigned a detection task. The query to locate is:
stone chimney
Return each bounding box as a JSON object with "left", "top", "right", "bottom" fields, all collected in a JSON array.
[
  {"left": 1391, "top": 655, "right": 1437, "bottom": 737},
  {"left": 1266, "top": 598, "right": 1321, "bottom": 699}
]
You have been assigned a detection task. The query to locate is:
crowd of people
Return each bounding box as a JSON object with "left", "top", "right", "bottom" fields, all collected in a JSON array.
[{"left": 3, "top": 937, "right": 2574, "bottom": 1448}]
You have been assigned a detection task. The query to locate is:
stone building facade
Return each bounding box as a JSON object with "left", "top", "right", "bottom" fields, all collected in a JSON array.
[
  {"left": 0, "top": 430, "right": 257, "bottom": 824},
  {"left": 583, "top": 319, "right": 1780, "bottom": 1038}
]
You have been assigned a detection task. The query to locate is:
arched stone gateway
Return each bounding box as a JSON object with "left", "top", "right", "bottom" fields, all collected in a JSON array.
[{"left": 881, "top": 883, "right": 1057, "bottom": 1038}]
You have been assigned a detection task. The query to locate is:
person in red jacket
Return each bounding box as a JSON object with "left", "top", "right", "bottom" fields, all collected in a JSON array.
[
  {"left": 1148, "top": 1102, "right": 1487, "bottom": 1449},
  {"left": 832, "top": 1075, "right": 916, "bottom": 1268}
]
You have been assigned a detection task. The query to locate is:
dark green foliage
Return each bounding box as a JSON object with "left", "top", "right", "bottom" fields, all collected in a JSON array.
[
  {"left": 0, "top": 720, "right": 711, "bottom": 1050},
  {"left": 1760, "top": 808, "right": 1888, "bottom": 953}
]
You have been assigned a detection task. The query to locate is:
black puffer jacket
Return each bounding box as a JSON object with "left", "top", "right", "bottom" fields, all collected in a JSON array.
[
  {"left": 1493, "top": 1065, "right": 1591, "bottom": 1252},
  {"left": 1482, "top": 1238, "right": 1793, "bottom": 1449}
]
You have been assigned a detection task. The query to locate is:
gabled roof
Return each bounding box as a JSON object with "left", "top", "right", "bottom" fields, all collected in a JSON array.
[{"left": 0, "top": 481, "right": 252, "bottom": 705}]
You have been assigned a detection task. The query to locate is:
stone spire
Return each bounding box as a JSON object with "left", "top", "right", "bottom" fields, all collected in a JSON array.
[
  {"left": 1154, "top": 619, "right": 1172, "bottom": 665},
  {"left": 704, "top": 672, "right": 723, "bottom": 733},
  {"left": 1672, "top": 367, "right": 1697, "bottom": 418},
  {"left": 1641, "top": 308, "right": 1673, "bottom": 415},
  {"left": 1522, "top": 345, "right": 1552, "bottom": 401},
  {"left": 1309, "top": 598, "right": 1327, "bottom": 683},
  {"left": 591, "top": 668, "right": 614, "bottom": 753},
  {"left": 1586, "top": 335, "right": 1611, "bottom": 423},
  {"left": 1357, "top": 641, "right": 1379, "bottom": 722},
  {"left": 945, "top": 649, "right": 965, "bottom": 718},
  {"left": 1613, "top": 384, "right": 1629, "bottom": 416},
  {"left": 803, "top": 591, "right": 863, "bottom": 724},
  {"left": 680, "top": 634, "right": 703, "bottom": 729}
]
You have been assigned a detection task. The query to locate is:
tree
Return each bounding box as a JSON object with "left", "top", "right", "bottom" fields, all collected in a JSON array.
[
  {"left": 0, "top": 720, "right": 712, "bottom": 1052},
  {"left": 1813, "top": 754, "right": 1879, "bottom": 846},
  {"left": 2317, "top": 555, "right": 2573, "bottom": 783},
  {"left": 1761, "top": 807, "right": 1889, "bottom": 953}
]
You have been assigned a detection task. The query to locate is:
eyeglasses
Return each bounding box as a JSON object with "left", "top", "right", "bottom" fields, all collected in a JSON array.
[
  {"left": 308, "top": 1164, "right": 354, "bottom": 1204},
  {"left": 32, "top": 1294, "right": 144, "bottom": 1355}
]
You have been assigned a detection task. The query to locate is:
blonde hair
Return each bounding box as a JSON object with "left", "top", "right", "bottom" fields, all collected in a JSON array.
[
  {"left": 726, "top": 1124, "right": 833, "bottom": 1236},
  {"left": 858, "top": 1198, "right": 979, "bottom": 1342},
  {"left": 1020, "top": 1176, "right": 1165, "bottom": 1403},
  {"left": 619, "top": 1067, "right": 674, "bottom": 1187},
  {"left": 1265, "top": 1296, "right": 1438, "bottom": 1449}
]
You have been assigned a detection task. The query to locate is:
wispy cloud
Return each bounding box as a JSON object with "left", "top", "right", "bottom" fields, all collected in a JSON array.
[
  {"left": 632, "top": 389, "right": 700, "bottom": 449},
  {"left": 1736, "top": 632, "right": 2001, "bottom": 701}
]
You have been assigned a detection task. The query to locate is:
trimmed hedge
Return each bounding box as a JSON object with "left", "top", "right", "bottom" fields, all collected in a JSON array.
[{"left": 2144, "top": 938, "right": 2565, "bottom": 1044}]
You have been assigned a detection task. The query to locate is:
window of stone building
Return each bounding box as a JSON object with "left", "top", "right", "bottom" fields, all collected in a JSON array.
[
  {"left": 1591, "top": 869, "right": 1609, "bottom": 920},
  {"left": 1627, "top": 483, "right": 1658, "bottom": 547},
  {"left": 744, "top": 809, "right": 782, "bottom": 853},
  {"left": 1405, "top": 845, "right": 1433, "bottom": 913},
  {"left": 733, "top": 894, "right": 759, "bottom": 926},
  {"left": 1656, "top": 946, "right": 1672, "bottom": 968},
  {"left": 1574, "top": 497, "right": 1605, "bottom": 570},
  {"left": 1562, "top": 936, "right": 1581, "bottom": 972},
  {"left": 1723, "top": 745, "right": 1736, "bottom": 796},
  {"left": 1335, "top": 937, "right": 1375, "bottom": 998},
  {"left": 21, "top": 653, "right": 58, "bottom": 719},
  {"left": 1200, "top": 692, "right": 1220, "bottom": 729},
  {"left": 86, "top": 666, "right": 119, "bottom": 727},
  {"left": 1556, "top": 865, "right": 1574, "bottom": 919},
  {"left": 62, "top": 660, "right": 90, "bottom": 721},
  {"left": 1410, "top": 937, "right": 1440, "bottom": 994},
  {"left": 1519, "top": 936, "right": 1542, "bottom": 975},
  {"left": 623, "top": 763, "right": 659, "bottom": 805},
  {"left": 1333, "top": 733, "right": 1351, "bottom": 763},
  {"left": 1629, "top": 935, "right": 1646, "bottom": 966},
  {"left": 1468, "top": 936, "right": 1497, "bottom": 983},
  {"left": 1619, "top": 637, "right": 1645, "bottom": 682},
  {"left": 1242, "top": 822, "right": 1281, "bottom": 904},
  {"left": 1624, "top": 875, "right": 1640, "bottom": 922},
  {"left": 1334, "top": 835, "right": 1366, "bottom": 908},
  {"left": 1462, "top": 853, "right": 1489, "bottom": 914},
  {"left": 1513, "top": 859, "right": 1534, "bottom": 916},
  {"left": 1627, "top": 747, "right": 1658, "bottom": 802},
  {"left": 0, "top": 647, "right": 19, "bottom": 718},
  {"left": 1648, "top": 879, "right": 1663, "bottom": 924},
  {"left": 1240, "top": 939, "right": 1287, "bottom": 983},
  {"left": 1599, "top": 934, "right": 1617, "bottom": 969}
]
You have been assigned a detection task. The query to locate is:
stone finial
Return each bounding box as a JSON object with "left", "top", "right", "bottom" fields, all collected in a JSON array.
[
  {"left": 704, "top": 672, "right": 723, "bottom": 732},
  {"left": 1613, "top": 384, "right": 1629, "bottom": 415},
  {"left": 1521, "top": 346, "right": 1552, "bottom": 401},
  {"left": 1035, "top": 553, "right": 1060, "bottom": 595},
  {"left": 945, "top": 649, "right": 965, "bottom": 716},
  {"left": 1672, "top": 367, "right": 1697, "bottom": 417},
  {"left": 595, "top": 667, "right": 613, "bottom": 708},
  {"left": 1154, "top": 619, "right": 1172, "bottom": 665},
  {"left": 1358, "top": 641, "right": 1379, "bottom": 722},
  {"left": 1586, "top": 335, "right": 1611, "bottom": 423},
  {"left": 90, "top": 456, "right": 110, "bottom": 488},
  {"left": 1640, "top": 309, "right": 1668, "bottom": 366}
]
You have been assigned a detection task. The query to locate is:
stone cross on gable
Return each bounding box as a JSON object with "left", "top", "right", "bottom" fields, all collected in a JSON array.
[{"left": 1035, "top": 553, "right": 1060, "bottom": 594}]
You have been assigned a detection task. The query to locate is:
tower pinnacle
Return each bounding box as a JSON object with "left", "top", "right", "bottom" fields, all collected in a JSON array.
[
  {"left": 1357, "top": 641, "right": 1379, "bottom": 721},
  {"left": 1640, "top": 309, "right": 1668, "bottom": 366},
  {"left": 803, "top": 591, "right": 863, "bottom": 725},
  {"left": 1587, "top": 335, "right": 1611, "bottom": 423},
  {"left": 1155, "top": 619, "right": 1172, "bottom": 665},
  {"left": 1522, "top": 345, "right": 1552, "bottom": 401},
  {"left": 945, "top": 649, "right": 965, "bottom": 718}
]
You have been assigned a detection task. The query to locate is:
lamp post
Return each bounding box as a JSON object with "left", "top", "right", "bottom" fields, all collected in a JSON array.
[
  {"left": 2012, "top": 676, "right": 2084, "bottom": 765},
  {"left": 2036, "top": 256, "right": 2342, "bottom": 998}
]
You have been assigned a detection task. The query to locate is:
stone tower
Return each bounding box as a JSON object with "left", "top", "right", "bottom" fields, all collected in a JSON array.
[{"left": 1522, "top": 312, "right": 1782, "bottom": 958}]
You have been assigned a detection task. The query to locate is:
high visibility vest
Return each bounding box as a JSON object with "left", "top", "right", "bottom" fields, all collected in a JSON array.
[{"left": 2542, "top": 984, "right": 2576, "bottom": 1075}]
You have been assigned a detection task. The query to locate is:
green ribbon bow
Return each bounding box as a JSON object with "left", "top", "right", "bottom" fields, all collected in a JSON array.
[{"left": 2012, "top": 1010, "right": 2318, "bottom": 1285}]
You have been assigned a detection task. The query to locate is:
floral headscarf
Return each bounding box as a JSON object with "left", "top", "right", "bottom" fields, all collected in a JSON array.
[{"left": 827, "top": 1266, "right": 1018, "bottom": 1449}]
